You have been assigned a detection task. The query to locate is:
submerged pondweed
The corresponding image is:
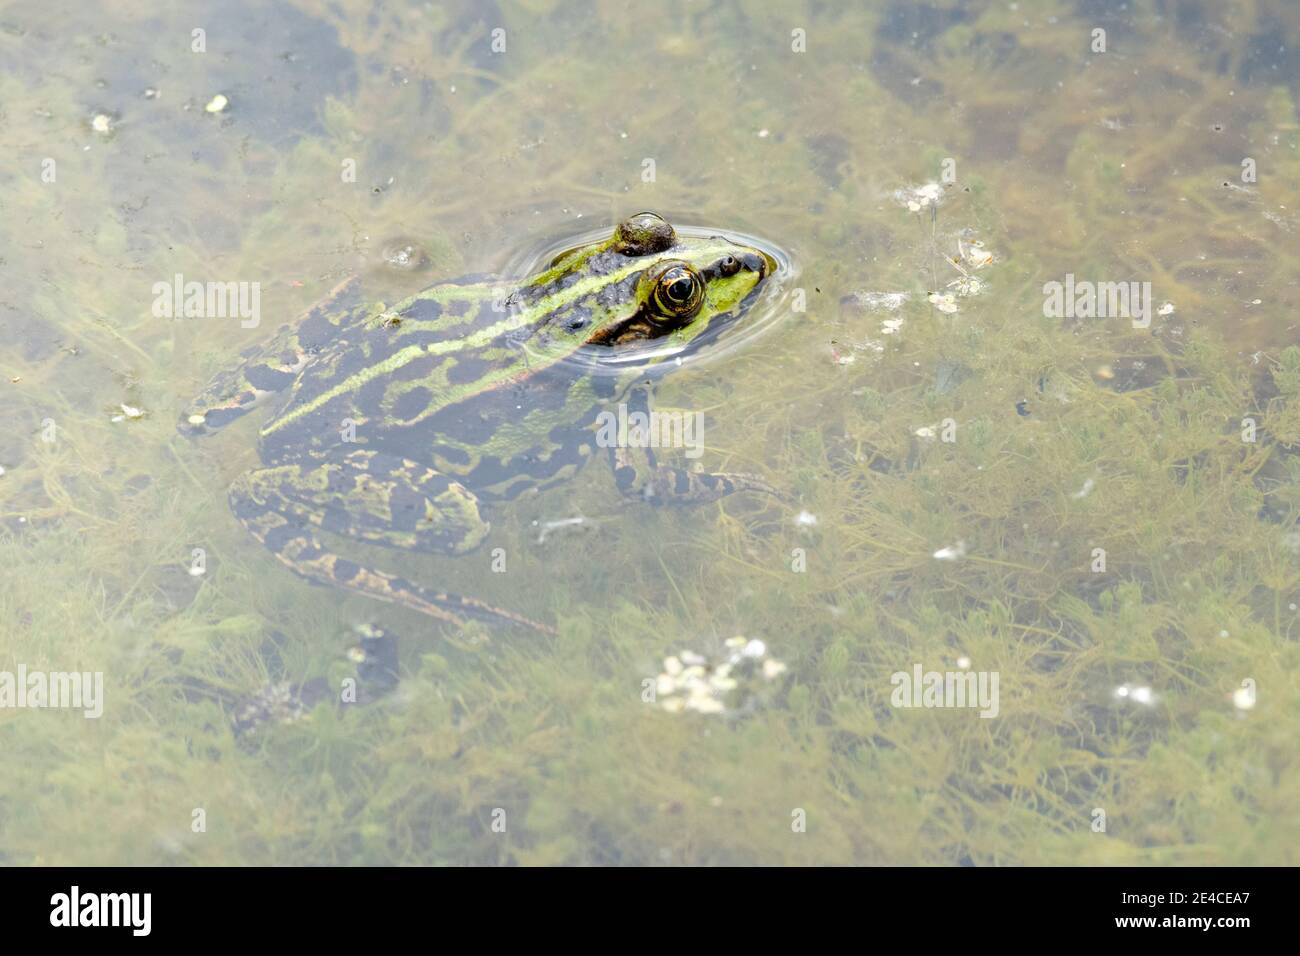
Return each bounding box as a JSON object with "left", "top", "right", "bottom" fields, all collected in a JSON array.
[{"left": 1, "top": 0, "right": 1298, "bottom": 869}]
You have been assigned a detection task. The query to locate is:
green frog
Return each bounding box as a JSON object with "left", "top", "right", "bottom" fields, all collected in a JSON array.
[{"left": 180, "top": 213, "right": 779, "bottom": 635}]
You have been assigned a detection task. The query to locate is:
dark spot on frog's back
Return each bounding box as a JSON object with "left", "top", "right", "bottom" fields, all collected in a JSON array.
[
  {"left": 401, "top": 297, "right": 442, "bottom": 324},
  {"left": 244, "top": 364, "right": 295, "bottom": 392},
  {"left": 446, "top": 354, "right": 496, "bottom": 385},
  {"left": 298, "top": 310, "right": 338, "bottom": 351},
  {"left": 394, "top": 354, "right": 437, "bottom": 382},
  {"left": 596, "top": 272, "right": 641, "bottom": 306},
  {"left": 393, "top": 388, "right": 432, "bottom": 422}
]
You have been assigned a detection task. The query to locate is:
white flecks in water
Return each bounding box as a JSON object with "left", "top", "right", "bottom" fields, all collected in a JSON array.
[
  {"left": 757, "top": 128, "right": 770, "bottom": 138},
  {"left": 1071, "top": 477, "right": 1096, "bottom": 499},
  {"left": 795, "top": 510, "right": 818, "bottom": 527},
  {"left": 91, "top": 113, "right": 113, "bottom": 134},
  {"left": 652, "top": 637, "right": 787, "bottom": 717},
  {"left": 187, "top": 413, "right": 207, "bottom": 426},
  {"left": 1115, "top": 684, "right": 1156, "bottom": 706},
  {"left": 914, "top": 424, "right": 938, "bottom": 440},
  {"left": 881, "top": 317, "right": 905, "bottom": 335},
  {"left": 204, "top": 93, "right": 229, "bottom": 114},
  {"left": 956, "top": 656, "right": 971, "bottom": 670},
  {"left": 932, "top": 540, "right": 967, "bottom": 561},
  {"left": 896, "top": 181, "right": 945, "bottom": 212},
  {"left": 1232, "top": 684, "right": 1256, "bottom": 711},
  {"left": 112, "top": 403, "right": 145, "bottom": 422},
  {"left": 1157, "top": 301, "right": 1176, "bottom": 316}
]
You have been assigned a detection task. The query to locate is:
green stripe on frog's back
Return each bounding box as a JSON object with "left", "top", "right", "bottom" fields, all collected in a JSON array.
[{"left": 260, "top": 253, "right": 660, "bottom": 439}]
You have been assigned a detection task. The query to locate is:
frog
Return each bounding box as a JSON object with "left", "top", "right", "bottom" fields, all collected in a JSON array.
[{"left": 179, "top": 213, "right": 779, "bottom": 635}]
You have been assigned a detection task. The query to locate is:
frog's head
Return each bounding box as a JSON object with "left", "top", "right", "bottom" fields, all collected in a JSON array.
[{"left": 526, "top": 212, "right": 775, "bottom": 365}]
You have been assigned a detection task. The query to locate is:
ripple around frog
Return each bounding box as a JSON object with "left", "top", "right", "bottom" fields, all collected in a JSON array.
[{"left": 500, "top": 220, "right": 799, "bottom": 378}]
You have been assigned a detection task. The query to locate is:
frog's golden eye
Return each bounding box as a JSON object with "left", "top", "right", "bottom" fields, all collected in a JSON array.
[{"left": 650, "top": 264, "right": 704, "bottom": 320}]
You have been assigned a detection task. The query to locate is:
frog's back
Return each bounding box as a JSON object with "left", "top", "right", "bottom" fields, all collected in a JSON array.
[
  {"left": 259, "top": 276, "right": 503, "bottom": 447},
  {"left": 258, "top": 275, "right": 605, "bottom": 496}
]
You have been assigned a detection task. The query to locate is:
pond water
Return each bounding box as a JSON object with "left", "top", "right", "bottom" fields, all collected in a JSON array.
[{"left": 1, "top": 0, "right": 1297, "bottom": 865}]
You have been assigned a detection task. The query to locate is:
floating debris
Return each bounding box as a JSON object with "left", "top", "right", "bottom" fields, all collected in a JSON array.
[
  {"left": 795, "top": 510, "right": 818, "bottom": 527},
  {"left": 927, "top": 292, "right": 958, "bottom": 314},
  {"left": 829, "top": 342, "right": 857, "bottom": 365},
  {"left": 534, "top": 514, "right": 588, "bottom": 543},
  {"left": 960, "top": 239, "right": 994, "bottom": 269},
  {"left": 111, "top": 403, "right": 145, "bottom": 422},
  {"left": 1115, "top": 684, "right": 1156, "bottom": 706},
  {"left": 651, "top": 637, "right": 787, "bottom": 717},
  {"left": 1071, "top": 477, "right": 1096, "bottom": 499},
  {"left": 231, "top": 679, "right": 326, "bottom": 739},
  {"left": 90, "top": 113, "right": 113, "bottom": 134},
  {"left": 380, "top": 239, "right": 431, "bottom": 272},
  {"left": 1232, "top": 684, "right": 1256, "bottom": 711},
  {"left": 895, "top": 181, "right": 945, "bottom": 212},
  {"left": 1157, "top": 301, "right": 1175, "bottom": 316},
  {"left": 204, "top": 93, "right": 229, "bottom": 114},
  {"left": 932, "top": 540, "right": 967, "bottom": 561}
]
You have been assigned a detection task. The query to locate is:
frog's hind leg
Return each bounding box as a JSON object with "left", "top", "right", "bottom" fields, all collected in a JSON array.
[
  {"left": 181, "top": 276, "right": 364, "bottom": 436},
  {"left": 229, "top": 450, "right": 555, "bottom": 634}
]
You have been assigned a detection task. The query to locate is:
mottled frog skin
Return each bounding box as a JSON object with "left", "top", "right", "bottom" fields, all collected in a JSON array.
[{"left": 180, "top": 213, "right": 777, "bottom": 634}]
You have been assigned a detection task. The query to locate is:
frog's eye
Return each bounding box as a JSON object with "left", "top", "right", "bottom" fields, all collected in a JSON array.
[{"left": 650, "top": 264, "right": 704, "bottom": 320}]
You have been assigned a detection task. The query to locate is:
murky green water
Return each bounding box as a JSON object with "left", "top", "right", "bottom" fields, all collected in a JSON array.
[{"left": 1, "top": 0, "right": 1298, "bottom": 865}]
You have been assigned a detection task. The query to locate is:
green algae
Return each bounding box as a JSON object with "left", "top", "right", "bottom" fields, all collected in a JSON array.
[{"left": 1, "top": 0, "right": 1299, "bottom": 865}]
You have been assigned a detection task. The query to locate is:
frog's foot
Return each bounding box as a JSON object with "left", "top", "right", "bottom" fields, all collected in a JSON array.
[
  {"left": 229, "top": 451, "right": 556, "bottom": 635},
  {"left": 604, "top": 384, "right": 785, "bottom": 504},
  {"left": 180, "top": 276, "right": 363, "bottom": 436},
  {"left": 609, "top": 445, "right": 783, "bottom": 505}
]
